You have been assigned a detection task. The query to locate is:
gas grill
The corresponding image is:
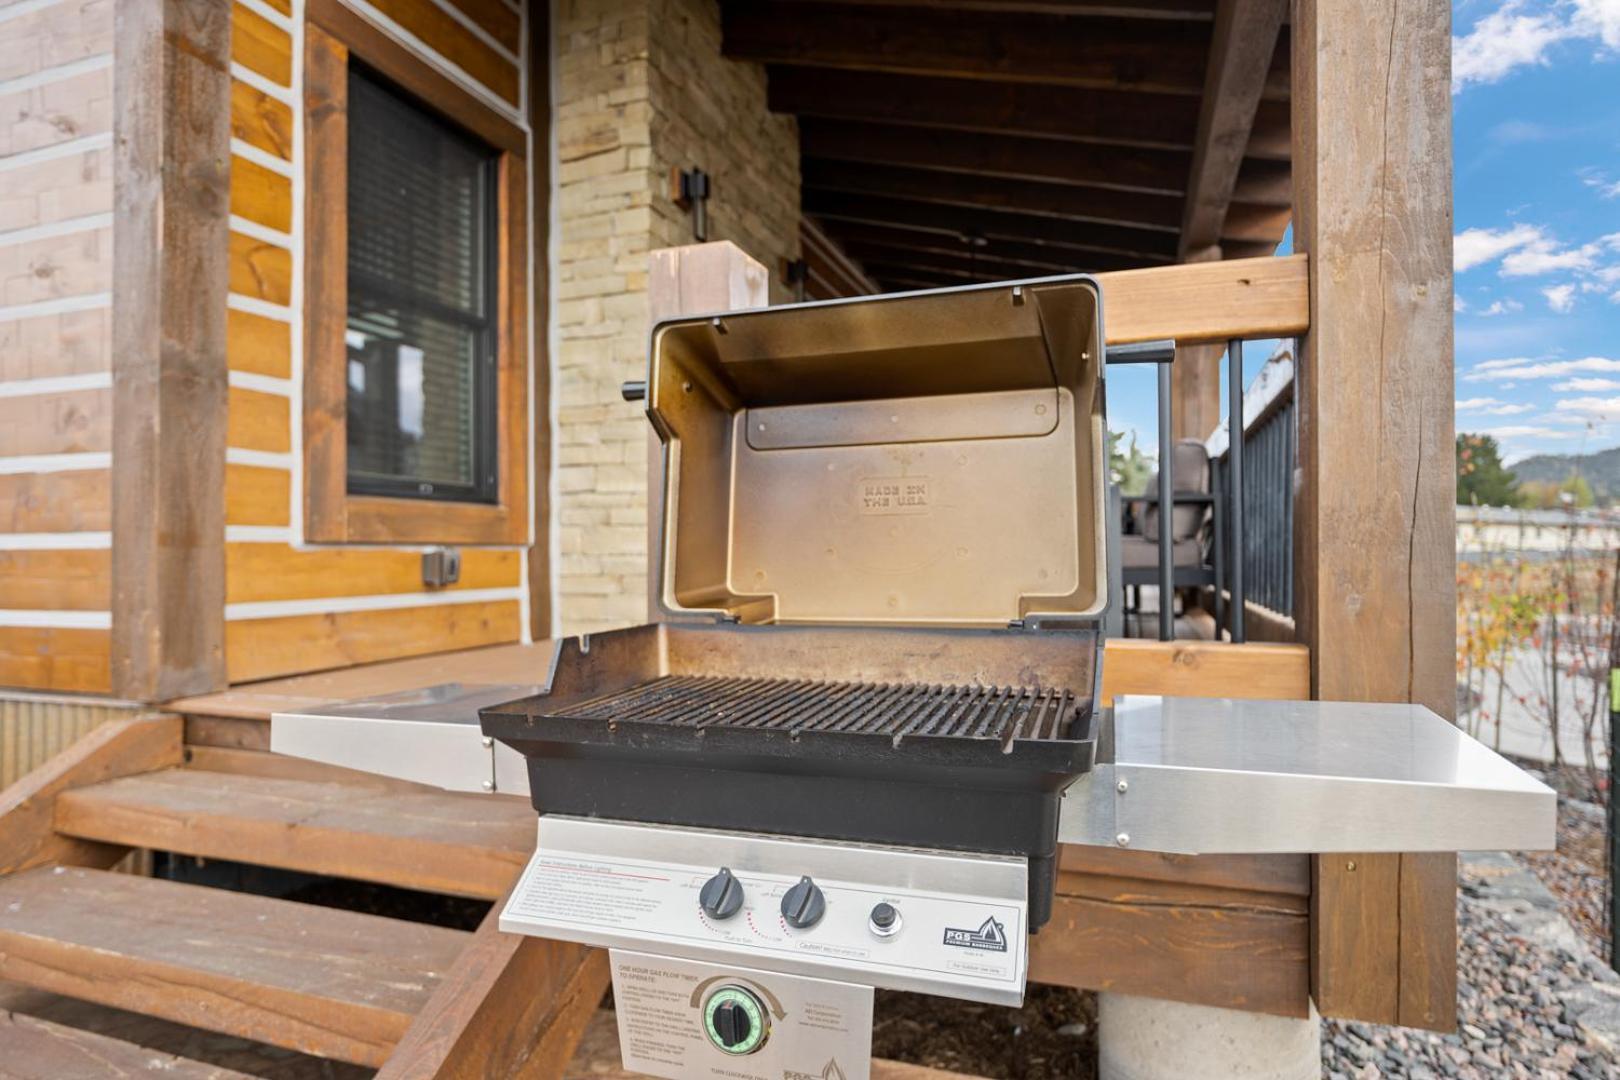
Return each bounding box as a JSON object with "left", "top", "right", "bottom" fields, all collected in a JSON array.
[{"left": 271, "top": 275, "right": 1557, "bottom": 1080}]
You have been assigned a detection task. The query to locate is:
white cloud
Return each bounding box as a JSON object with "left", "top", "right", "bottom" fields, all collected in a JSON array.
[
  {"left": 1580, "top": 167, "right": 1620, "bottom": 198},
  {"left": 1482, "top": 424, "right": 1576, "bottom": 439},
  {"left": 1455, "top": 295, "right": 1468, "bottom": 312},
  {"left": 1479, "top": 298, "right": 1526, "bottom": 316},
  {"left": 1574, "top": 0, "right": 1620, "bottom": 46},
  {"left": 1455, "top": 224, "right": 1545, "bottom": 271},
  {"left": 1465, "top": 356, "right": 1620, "bottom": 381},
  {"left": 1456, "top": 396, "right": 1536, "bottom": 414},
  {"left": 1552, "top": 377, "right": 1620, "bottom": 391},
  {"left": 1504, "top": 240, "right": 1603, "bottom": 276},
  {"left": 1453, "top": 3, "right": 1572, "bottom": 89},
  {"left": 1454, "top": 0, "right": 1620, "bottom": 92},
  {"left": 1555, "top": 395, "right": 1620, "bottom": 419},
  {"left": 1544, "top": 283, "right": 1578, "bottom": 311}
]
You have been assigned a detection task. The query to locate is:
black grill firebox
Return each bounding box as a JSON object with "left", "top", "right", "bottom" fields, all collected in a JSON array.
[{"left": 481, "top": 276, "right": 1110, "bottom": 929}]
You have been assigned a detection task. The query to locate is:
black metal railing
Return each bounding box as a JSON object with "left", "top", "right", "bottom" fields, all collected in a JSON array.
[{"left": 1212, "top": 359, "right": 1295, "bottom": 625}]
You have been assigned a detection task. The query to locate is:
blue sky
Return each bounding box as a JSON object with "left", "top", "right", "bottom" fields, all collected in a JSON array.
[{"left": 1108, "top": 0, "right": 1620, "bottom": 466}]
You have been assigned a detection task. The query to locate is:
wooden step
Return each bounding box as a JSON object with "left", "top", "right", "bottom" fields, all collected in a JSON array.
[
  {"left": 0, "top": 1010, "right": 259, "bottom": 1079},
  {"left": 0, "top": 866, "right": 469, "bottom": 1066},
  {"left": 54, "top": 767, "right": 534, "bottom": 900}
]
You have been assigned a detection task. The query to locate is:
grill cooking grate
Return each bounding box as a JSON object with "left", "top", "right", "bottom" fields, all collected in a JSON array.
[{"left": 552, "top": 675, "right": 1080, "bottom": 748}]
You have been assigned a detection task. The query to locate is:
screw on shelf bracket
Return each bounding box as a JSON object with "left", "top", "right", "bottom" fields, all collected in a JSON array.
[{"left": 671, "top": 166, "right": 711, "bottom": 242}]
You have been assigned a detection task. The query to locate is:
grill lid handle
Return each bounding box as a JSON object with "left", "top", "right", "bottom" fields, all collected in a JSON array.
[{"left": 1105, "top": 339, "right": 1176, "bottom": 366}]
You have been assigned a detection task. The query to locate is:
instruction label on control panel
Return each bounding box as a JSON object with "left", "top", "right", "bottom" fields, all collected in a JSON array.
[{"left": 610, "top": 949, "right": 873, "bottom": 1080}]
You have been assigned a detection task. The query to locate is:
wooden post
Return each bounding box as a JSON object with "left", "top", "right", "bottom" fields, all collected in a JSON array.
[
  {"left": 644, "top": 242, "right": 771, "bottom": 621},
  {"left": 1171, "top": 343, "right": 1223, "bottom": 442},
  {"left": 110, "top": 0, "right": 231, "bottom": 700},
  {"left": 1292, "top": 0, "right": 1457, "bottom": 1029}
]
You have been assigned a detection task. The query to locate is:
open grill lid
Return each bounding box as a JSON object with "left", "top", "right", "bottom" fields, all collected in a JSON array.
[{"left": 645, "top": 276, "right": 1107, "bottom": 629}]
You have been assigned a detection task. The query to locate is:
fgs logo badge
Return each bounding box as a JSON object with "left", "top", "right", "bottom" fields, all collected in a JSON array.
[
  {"left": 783, "top": 1058, "right": 846, "bottom": 1080},
  {"left": 942, "top": 916, "right": 1008, "bottom": 952}
]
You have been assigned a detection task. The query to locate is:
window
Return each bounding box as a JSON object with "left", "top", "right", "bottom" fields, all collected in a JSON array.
[
  {"left": 345, "top": 67, "right": 499, "bottom": 503},
  {"left": 303, "top": 15, "right": 528, "bottom": 544}
]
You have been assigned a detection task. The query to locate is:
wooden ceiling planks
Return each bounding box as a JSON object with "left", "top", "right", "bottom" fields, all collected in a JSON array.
[{"left": 731, "top": 0, "right": 1294, "bottom": 291}]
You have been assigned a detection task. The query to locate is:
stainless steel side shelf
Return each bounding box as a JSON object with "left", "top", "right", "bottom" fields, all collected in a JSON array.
[
  {"left": 271, "top": 682, "right": 536, "bottom": 796},
  {"left": 272, "top": 688, "right": 1556, "bottom": 857},
  {"left": 1060, "top": 696, "right": 1555, "bottom": 854}
]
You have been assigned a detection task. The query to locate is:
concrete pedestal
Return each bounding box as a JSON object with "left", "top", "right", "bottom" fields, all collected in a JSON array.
[{"left": 1098, "top": 993, "right": 1321, "bottom": 1080}]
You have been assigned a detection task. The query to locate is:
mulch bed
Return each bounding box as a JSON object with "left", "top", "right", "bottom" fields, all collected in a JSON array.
[{"left": 872, "top": 984, "right": 1095, "bottom": 1079}]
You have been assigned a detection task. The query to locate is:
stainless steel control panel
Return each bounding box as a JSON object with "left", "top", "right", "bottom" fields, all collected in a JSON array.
[{"left": 501, "top": 816, "right": 1029, "bottom": 1006}]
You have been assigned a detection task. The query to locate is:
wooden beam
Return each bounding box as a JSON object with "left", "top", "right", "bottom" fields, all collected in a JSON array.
[
  {"left": 804, "top": 190, "right": 1180, "bottom": 259},
  {"left": 779, "top": 0, "right": 1218, "bottom": 19},
  {"left": 726, "top": 2, "right": 1212, "bottom": 93},
  {"left": 803, "top": 159, "right": 1183, "bottom": 231},
  {"left": 0, "top": 714, "right": 183, "bottom": 875},
  {"left": 800, "top": 216, "right": 880, "bottom": 299},
  {"left": 800, "top": 117, "right": 1189, "bottom": 194},
  {"left": 1099, "top": 638, "right": 1309, "bottom": 704},
  {"left": 1179, "top": 0, "right": 1288, "bottom": 258},
  {"left": 1095, "top": 253, "right": 1308, "bottom": 343},
  {"left": 818, "top": 218, "right": 1152, "bottom": 273},
  {"left": 111, "top": 0, "right": 231, "bottom": 701},
  {"left": 376, "top": 894, "right": 607, "bottom": 1080},
  {"left": 837, "top": 235, "right": 1145, "bottom": 277},
  {"left": 769, "top": 67, "right": 1203, "bottom": 148},
  {"left": 1292, "top": 0, "right": 1456, "bottom": 1031}
]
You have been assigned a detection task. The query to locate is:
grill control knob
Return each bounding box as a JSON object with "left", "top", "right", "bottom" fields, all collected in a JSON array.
[
  {"left": 703, "top": 985, "right": 768, "bottom": 1055},
  {"left": 699, "top": 867, "right": 744, "bottom": 920},
  {"left": 869, "top": 902, "right": 901, "bottom": 938},
  {"left": 781, "top": 876, "right": 825, "bottom": 929}
]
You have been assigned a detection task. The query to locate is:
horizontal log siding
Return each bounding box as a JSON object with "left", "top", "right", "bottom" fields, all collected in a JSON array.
[{"left": 0, "top": 0, "right": 115, "bottom": 693}]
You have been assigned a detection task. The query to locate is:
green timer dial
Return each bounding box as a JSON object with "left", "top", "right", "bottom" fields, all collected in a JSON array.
[{"left": 702, "top": 985, "right": 769, "bottom": 1055}]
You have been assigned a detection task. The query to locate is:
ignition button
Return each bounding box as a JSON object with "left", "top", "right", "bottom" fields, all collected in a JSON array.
[{"left": 869, "top": 902, "right": 902, "bottom": 938}]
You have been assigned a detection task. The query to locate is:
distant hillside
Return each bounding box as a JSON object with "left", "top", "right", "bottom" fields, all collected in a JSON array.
[{"left": 1512, "top": 447, "right": 1620, "bottom": 503}]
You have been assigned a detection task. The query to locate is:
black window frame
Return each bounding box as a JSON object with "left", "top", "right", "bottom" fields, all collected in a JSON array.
[{"left": 343, "top": 62, "right": 502, "bottom": 505}]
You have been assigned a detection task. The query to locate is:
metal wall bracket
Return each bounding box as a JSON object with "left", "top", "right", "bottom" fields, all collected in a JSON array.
[{"left": 1060, "top": 696, "right": 1555, "bottom": 855}]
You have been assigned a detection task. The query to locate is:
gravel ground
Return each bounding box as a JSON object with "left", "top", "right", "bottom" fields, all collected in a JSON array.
[{"left": 1322, "top": 880, "right": 1617, "bottom": 1078}]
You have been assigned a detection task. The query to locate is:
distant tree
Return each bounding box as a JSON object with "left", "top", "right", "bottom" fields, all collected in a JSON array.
[
  {"left": 1456, "top": 433, "right": 1521, "bottom": 507},
  {"left": 1520, "top": 475, "right": 1595, "bottom": 509},
  {"left": 1109, "top": 431, "right": 1153, "bottom": 497}
]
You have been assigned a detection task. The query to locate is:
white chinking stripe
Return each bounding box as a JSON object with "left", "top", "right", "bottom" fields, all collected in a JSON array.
[
  {"left": 232, "top": 139, "right": 294, "bottom": 178},
  {"left": 0, "top": 54, "right": 111, "bottom": 97},
  {"left": 227, "top": 447, "right": 294, "bottom": 469},
  {"left": 228, "top": 293, "right": 293, "bottom": 322},
  {"left": 0, "top": 213, "right": 112, "bottom": 248},
  {"left": 0, "top": 293, "right": 111, "bottom": 322},
  {"left": 230, "top": 214, "right": 293, "bottom": 249},
  {"left": 0, "top": 372, "right": 111, "bottom": 398},
  {"left": 337, "top": 0, "right": 527, "bottom": 129},
  {"left": 0, "top": 133, "right": 112, "bottom": 173},
  {"left": 226, "top": 586, "right": 526, "bottom": 621},
  {"left": 228, "top": 370, "right": 293, "bottom": 397},
  {"left": 0, "top": 610, "right": 111, "bottom": 629},
  {"left": 0, "top": 532, "right": 111, "bottom": 550},
  {"left": 227, "top": 525, "right": 294, "bottom": 543},
  {"left": 427, "top": 0, "right": 520, "bottom": 69},
  {"left": 236, "top": 0, "right": 293, "bottom": 32},
  {"left": 0, "top": 452, "right": 110, "bottom": 474},
  {"left": 0, "top": 0, "right": 78, "bottom": 25},
  {"left": 232, "top": 62, "right": 294, "bottom": 103}
]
